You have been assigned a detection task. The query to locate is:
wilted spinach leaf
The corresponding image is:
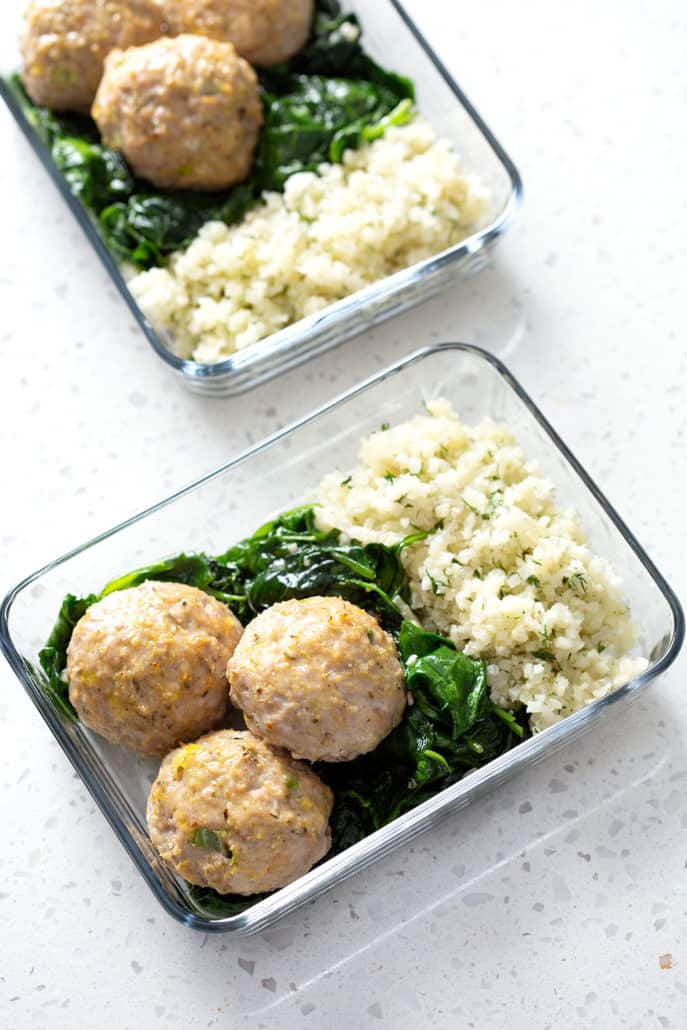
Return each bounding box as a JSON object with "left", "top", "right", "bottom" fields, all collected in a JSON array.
[
  {"left": 38, "top": 592, "right": 98, "bottom": 720},
  {"left": 211, "top": 506, "right": 424, "bottom": 628},
  {"left": 399, "top": 621, "right": 490, "bottom": 738},
  {"left": 188, "top": 884, "right": 271, "bottom": 917},
  {"left": 38, "top": 553, "right": 216, "bottom": 721},
  {"left": 100, "top": 184, "right": 256, "bottom": 268},
  {"left": 98, "top": 554, "right": 216, "bottom": 596},
  {"left": 320, "top": 622, "right": 528, "bottom": 851},
  {"left": 291, "top": 1, "right": 365, "bottom": 76},
  {"left": 52, "top": 137, "right": 134, "bottom": 209},
  {"left": 255, "top": 76, "right": 413, "bottom": 191}
]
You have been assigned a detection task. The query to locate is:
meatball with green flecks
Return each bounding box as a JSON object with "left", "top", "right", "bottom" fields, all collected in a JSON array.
[
  {"left": 164, "top": 0, "right": 314, "bottom": 66},
  {"left": 66, "top": 580, "right": 243, "bottom": 754},
  {"left": 92, "top": 34, "right": 263, "bottom": 191},
  {"left": 228, "top": 596, "right": 407, "bottom": 763},
  {"left": 21, "top": 0, "right": 168, "bottom": 113},
  {"left": 147, "top": 729, "right": 333, "bottom": 894}
]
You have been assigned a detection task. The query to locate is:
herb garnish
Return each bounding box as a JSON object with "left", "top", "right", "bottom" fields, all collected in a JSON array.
[
  {"left": 563, "top": 571, "right": 588, "bottom": 594},
  {"left": 531, "top": 649, "right": 557, "bottom": 663},
  {"left": 462, "top": 498, "right": 490, "bottom": 521},
  {"left": 191, "top": 828, "right": 231, "bottom": 858}
]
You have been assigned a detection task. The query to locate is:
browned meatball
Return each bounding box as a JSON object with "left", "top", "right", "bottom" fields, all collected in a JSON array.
[
  {"left": 147, "top": 730, "right": 333, "bottom": 894},
  {"left": 228, "top": 596, "right": 407, "bottom": 762},
  {"left": 92, "top": 34, "right": 263, "bottom": 191},
  {"left": 164, "top": 0, "right": 314, "bottom": 66},
  {"left": 66, "top": 581, "right": 243, "bottom": 754},
  {"left": 21, "top": 0, "right": 168, "bottom": 114}
]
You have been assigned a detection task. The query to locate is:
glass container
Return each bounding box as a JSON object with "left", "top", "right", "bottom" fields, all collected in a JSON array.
[
  {"left": 0, "top": 2, "right": 522, "bottom": 395},
  {"left": 1, "top": 345, "right": 682, "bottom": 933}
]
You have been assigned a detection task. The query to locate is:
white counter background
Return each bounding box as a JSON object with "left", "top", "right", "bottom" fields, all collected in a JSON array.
[{"left": 1, "top": 1, "right": 686, "bottom": 1027}]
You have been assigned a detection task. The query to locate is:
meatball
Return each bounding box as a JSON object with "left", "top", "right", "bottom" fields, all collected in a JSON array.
[
  {"left": 147, "top": 729, "right": 333, "bottom": 894},
  {"left": 21, "top": 0, "right": 167, "bottom": 114},
  {"left": 164, "top": 0, "right": 314, "bottom": 67},
  {"left": 227, "top": 596, "right": 407, "bottom": 763},
  {"left": 92, "top": 34, "right": 263, "bottom": 191},
  {"left": 67, "top": 581, "right": 243, "bottom": 754}
]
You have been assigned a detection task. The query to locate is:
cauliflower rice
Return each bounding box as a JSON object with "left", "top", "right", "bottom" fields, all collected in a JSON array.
[
  {"left": 314, "top": 401, "right": 647, "bottom": 732},
  {"left": 129, "top": 119, "right": 490, "bottom": 363}
]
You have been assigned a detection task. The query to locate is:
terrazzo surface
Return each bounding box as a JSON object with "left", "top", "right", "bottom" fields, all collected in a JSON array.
[{"left": 1, "top": 0, "right": 686, "bottom": 1027}]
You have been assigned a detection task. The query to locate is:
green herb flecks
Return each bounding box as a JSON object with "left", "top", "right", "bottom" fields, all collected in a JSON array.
[
  {"left": 426, "top": 571, "right": 447, "bottom": 596},
  {"left": 563, "top": 571, "right": 588, "bottom": 594},
  {"left": 531, "top": 649, "right": 558, "bottom": 663},
  {"left": 191, "top": 828, "right": 231, "bottom": 858},
  {"left": 38, "top": 593, "right": 98, "bottom": 720},
  {"left": 462, "top": 498, "right": 490, "bottom": 521}
]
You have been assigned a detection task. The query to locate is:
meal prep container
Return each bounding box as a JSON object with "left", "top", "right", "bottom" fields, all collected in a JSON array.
[
  {"left": 0, "top": 1, "right": 522, "bottom": 397},
  {"left": 0, "top": 345, "right": 683, "bottom": 934}
]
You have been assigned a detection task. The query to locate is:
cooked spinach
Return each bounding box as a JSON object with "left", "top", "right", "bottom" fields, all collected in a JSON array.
[
  {"left": 52, "top": 137, "right": 134, "bottom": 209},
  {"left": 319, "top": 623, "right": 528, "bottom": 852},
  {"left": 98, "top": 554, "right": 216, "bottom": 596},
  {"left": 211, "top": 505, "right": 425, "bottom": 628},
  {"left": 188, "top": 884, "right": 271, "bottom": 917},
  {"left": 257, "top": 0, "right": 414, "bottom": 190},
  {"left": 289, "top": 0, "right": 365, "bottom": 76},
  {"left": 6, "top": 0, "right": 415, "bottom": 270},
  {"left": 38, "top": 592, "right": 97, "bottom": 720},
  {"left": 255, "top": 76, "right": 413, "bottom": 191},
  {"left": 99, "top": 184, "right": 256, "bottom": 268},
  {"left": 276, "top": 1, "right": 414, "bottom": 100}
]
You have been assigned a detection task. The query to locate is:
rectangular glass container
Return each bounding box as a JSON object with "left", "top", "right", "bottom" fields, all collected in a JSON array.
[
  {"left": 1, "top": 345, "right": 683, "bottom": 934},
  {"left": 0, "top": 1, "right": 522, "bottom": 396}
]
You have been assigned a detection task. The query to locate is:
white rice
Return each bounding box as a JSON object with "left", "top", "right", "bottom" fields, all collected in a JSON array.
[
  {"left": 314, "top": 401, "right": 647, "bottom": 732},
  {"left": 128, "top": 119, "right": 490, "bottom": 363}
]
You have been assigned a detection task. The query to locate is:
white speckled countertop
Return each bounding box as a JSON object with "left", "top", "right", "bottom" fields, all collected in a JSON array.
[{"left": 1, "top": 1, "right": 686, "bottom": 1027}]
